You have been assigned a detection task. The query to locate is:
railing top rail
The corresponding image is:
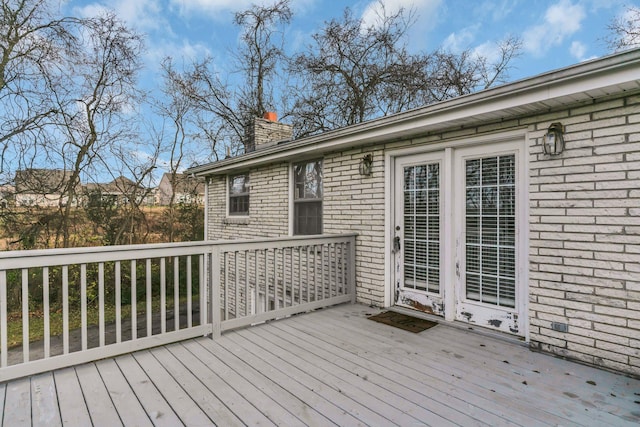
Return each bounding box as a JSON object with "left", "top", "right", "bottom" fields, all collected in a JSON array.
[
  {"left": 215, "top": 234, "right": 357, "bottom": 253},
  {"left": 0, "top": 234, "right": 358, "bottom": 270}
]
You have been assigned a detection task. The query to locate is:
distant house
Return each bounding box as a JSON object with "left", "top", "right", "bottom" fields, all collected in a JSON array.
[
  {"left": 190, "top": 49, "right": 640, "bottom": 377},
  {"left": 156, "top": 173, "right": 205, "bottom": 206},
  {"left": 0, "top": 184, "right": 14, "bottom": 208},
  {"left": 83, "top": 176, "right": 154, "bottom": 207},
  {"left": 14, "top": 169, "right": 78, "bottom": 207}
]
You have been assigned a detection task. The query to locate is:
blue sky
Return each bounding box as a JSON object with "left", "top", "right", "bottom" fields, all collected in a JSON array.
[
  {"left": 58, "top": 0, "right": 637, "bottom": 180},
  {"left": 65, "top": 0, "right": 638, "bottom": 86}
]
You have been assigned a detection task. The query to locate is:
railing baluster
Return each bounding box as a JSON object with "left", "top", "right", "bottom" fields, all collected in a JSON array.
[
  {"left": 328, "top": 245, "right": 333, "bottom": 298},
  {"left": 146, "top": 259, "right": 152, "bottom": 337},
  {"left": 0, "top": 270, "right": 6, "bottom": 368},
  {"left": 315, "top": 245, "right": 320, "bottom": 301},
  {"left": 349, "top": 241, "right": 356, "bottom": 304},
  {"left": 254, "top": 250, "right": 258, "bottom": 315},
  {"left": 335, "top": 244, "right": 340, "bottom": 295},
  {"left": 187, "top": 255, "right": 192, "bottom": 328},
  {"left": 234, "top": 252, "right": 239, "bottom": 319},
  {"left": 224, "top": 252, "right": 229, "bottom": 321},
  {"left": 210, "top": 248, "right": 221, "bottom": 338},
  {"left": 321, "top": 245, "right": 326, "bottom": 300},
  {"left": 199, "top": 254, "right": 205, "bottom": 327},
  {"left": 22, "top": 268, "right": 29, "bottom": 363},
  {"left": 274, "top": 249, "right": 279, "bottom": 310},
  {"left": 115, "top": 261, "right": 121, "bottom": 343},
  {"left": 306, "top": 246, "right": 310, "bottom": 304},
  {"left": 297, "top": 247, "right": 302, "bottom": 305},
  {"left": 81, "top": 264, "right": 87, "bottom": 351},
  {"left": 99, "top": 262, "right": 105, "bottom": 347},
  {"left": 312, "top": 246, "right": 318, "bottom": 302},
  {"left": 43, "top": 266, "right": 50, "bottom": 359},
  {"left": 62, "top": 265, "right": 69, "bottom": 354},
  {"left": 244, "top": 251, "right": 249, "bottom": 316},
  {"left": 282, "top": 248, "right": 287, "bottom": 308},
  {"left": 161, "top": 258, "right": 166, "bottom": 334},
  {"left": 290, "top": 248, "right": 294, "bottom": 307},
  {"left": 264, "top": 249, "right": 269, "bottom": 313},
  {"left": 343, "top": 243, "right": 348, "bottom": 296},
  {"left": 131, "top": 260, "right": 137, "bottom": 341},
  {"left": 174, "top": 256, "right": 180, "bottom": 332}
]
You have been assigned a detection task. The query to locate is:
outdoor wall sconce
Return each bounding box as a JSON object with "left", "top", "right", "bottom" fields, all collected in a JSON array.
[
  {"left": 359, "top": 154, "right": 373, "bottom": 176},
  {"left": 543, "top": 122, "right": 565, "bottom": 155}
]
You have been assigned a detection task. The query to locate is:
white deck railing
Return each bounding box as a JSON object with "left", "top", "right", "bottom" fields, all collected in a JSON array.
[{"left": 0, "top": 234, "right": 356, "bottom": 382}]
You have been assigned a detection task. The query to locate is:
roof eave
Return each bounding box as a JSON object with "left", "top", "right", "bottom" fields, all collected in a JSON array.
[{"left": 189, "top": 48, "right": 640, "bottom": 177}]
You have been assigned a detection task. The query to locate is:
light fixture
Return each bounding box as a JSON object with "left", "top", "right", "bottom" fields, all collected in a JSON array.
[
  {"left": 359, "top": 154, "right": 373, "bottom": 176},
  {"left": 543, "top": 122, "right": 565, "bottom": 155}
]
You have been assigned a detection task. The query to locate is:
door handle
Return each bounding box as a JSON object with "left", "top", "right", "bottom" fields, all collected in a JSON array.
[{"left": 393, "top": 236, "right": 401, "bottom": 253}]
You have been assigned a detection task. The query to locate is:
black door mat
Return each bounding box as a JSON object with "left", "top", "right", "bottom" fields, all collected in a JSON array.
[{"left": 368, "top": 311, "right": 438, "bottom": 333}]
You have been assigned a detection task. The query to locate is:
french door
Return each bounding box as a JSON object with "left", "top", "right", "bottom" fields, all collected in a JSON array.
[{"left": 393, "top": 141, "right": 526, "bottom": 335}]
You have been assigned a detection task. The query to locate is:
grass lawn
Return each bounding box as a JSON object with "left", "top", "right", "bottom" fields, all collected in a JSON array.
[{"left": 5, "top": 296, "right": 196, "bottom": 348}]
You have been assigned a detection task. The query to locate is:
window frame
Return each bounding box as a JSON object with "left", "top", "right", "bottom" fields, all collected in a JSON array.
[
  {"left": 292, "top": 159, "right": 323, "bottom": 235},
  {"left": 227, "top": 173, "right": 250, "bottom": 217}
]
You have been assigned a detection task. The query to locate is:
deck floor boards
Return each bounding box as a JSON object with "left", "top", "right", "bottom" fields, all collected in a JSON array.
[
  {"left": 295, "top": 309, "right": 563, "bottom": 425},
  {"left": 75, "top": 363, "right": 122, "bottom": 426},
  {"left": 30, "top": 372, "right": 61, "bottom": 427},
  {"left": 94, "top": 359, "right": 153, "bottom": 427},
  {"left": 2, "top": 303, "right": 640, "bottom": 426},
  {"left": 53, "top": 367, "right": 92, "bottom": 426}
]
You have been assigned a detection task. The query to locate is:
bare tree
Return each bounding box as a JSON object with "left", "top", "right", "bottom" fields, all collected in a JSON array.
[
  {"left": 0, "top": 0, "right": 80, "bottom": 179},
  {"left": 152, "top": 58, "right": 197, "bottom": 242},
  {"left": 0, "top": 3, "right": 145, "bottom": 249},
  {"left": 290, "top": 4, "right": 520, "bottom": 137},
  {"left": 606, "top": 5, "right": 640, "bottom": 51},
  {"left": 428, "top": 36, "right": 521, "bottom": 103},
  {"left": 168, "top": 0, "right": 292, "bottom": 155},
  {"left": 52, "top": 12, "right": 144, "bottom": 247},
  {"left": 98, "top": 147, "right": 158, "bottom": 246},
  {"left": 234, "top": 0, "right": 292, "bottom": 119}
]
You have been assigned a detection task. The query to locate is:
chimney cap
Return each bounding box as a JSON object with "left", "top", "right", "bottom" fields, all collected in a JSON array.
[{"left": 263, "top": 111, "right": 277, "bottom": 122}]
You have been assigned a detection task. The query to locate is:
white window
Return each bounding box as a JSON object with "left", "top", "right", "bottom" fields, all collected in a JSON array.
[
  {"left": 293, "top": 160, "right": 322, "bottom": 235},
  {"left": 228, "top": 174, "right": 249, "bottom": 216}
]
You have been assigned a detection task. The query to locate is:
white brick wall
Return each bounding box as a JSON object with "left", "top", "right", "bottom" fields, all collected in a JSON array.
[
  {"left": 207, "top": 90, "right": 640, "bottom": 377},
  {"left": 207, "top": 162, "right": 289, "bottom": 239},
  {"left": 528, "top": 93, "right": 640, "bottom": 377}
]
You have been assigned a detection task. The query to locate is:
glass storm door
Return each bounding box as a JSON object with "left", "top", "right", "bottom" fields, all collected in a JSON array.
[
  {"left": 394, "top": 153, "right": 444, "bottom": 316},
  {"left": 393, "top": 142, "right": 525, "bottom": 336}
]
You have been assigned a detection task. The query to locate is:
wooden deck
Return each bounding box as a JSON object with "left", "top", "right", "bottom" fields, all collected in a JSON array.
[{"left": 1, "top": 304, "right": 639, "bottom": 426}]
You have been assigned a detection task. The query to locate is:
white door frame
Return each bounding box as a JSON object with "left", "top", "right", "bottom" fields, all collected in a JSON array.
[{"left": 384, "top": 129, "right": 529, "bottom": 341}]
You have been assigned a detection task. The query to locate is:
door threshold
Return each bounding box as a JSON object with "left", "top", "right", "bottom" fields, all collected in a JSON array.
[{"left": 389, "top": 306, "right": 527, "bottom": 346}]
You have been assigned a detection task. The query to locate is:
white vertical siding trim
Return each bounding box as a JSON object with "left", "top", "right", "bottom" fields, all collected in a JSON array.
[{"left": 443, "top": 147, "right": 456, "bottom": 322}]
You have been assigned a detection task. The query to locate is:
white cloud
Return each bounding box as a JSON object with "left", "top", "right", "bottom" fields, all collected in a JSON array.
[
  {"left": 522, "top": 0, "right": 586, "bottom": 56},
  {"left": 442, "top": 26, "right": 479, "bottom": 52},
  {"left": 361, "top": 0, "right": 443, "bottom": 31},
  {"left": 473, "top": 40, "right": 502, "bottom": 64},
  {"left": 146, "top": 39, "right": 212, "bottom": 66},
  {"left": 482, "top": 0, "right": 519, "bottom": 22},
  {"left": 170, "top": 0, "right": 281, "bottom": 17},
  {"left": 569, "top": 40, "right": 587, "bottom": 60},
  {"left": 75, "top": 0, "right": 166, "bottom": 32}
]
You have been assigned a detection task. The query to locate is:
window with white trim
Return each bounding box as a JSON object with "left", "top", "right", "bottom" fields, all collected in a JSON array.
[
  {"left": 228, "top": 174, "right": 249, "bottom": 216},
  {"left": 293, "top": 160, "right": 322, "bottom": 235}
]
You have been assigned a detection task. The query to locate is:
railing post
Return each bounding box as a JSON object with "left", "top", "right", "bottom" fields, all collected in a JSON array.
[
  {"left": 210, "top": 247, "right": 221, "bottom": 338},
  {"left": 1, "top": 270, "right": 7, "bottom": 368},
  {"left": 349, "top": 237, "right": 357, "bottom": 304}
]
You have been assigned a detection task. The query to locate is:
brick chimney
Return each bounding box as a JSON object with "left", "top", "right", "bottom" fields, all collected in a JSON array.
[{"left": 245, "top": 112, "right": 293, "bottom": 152}]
